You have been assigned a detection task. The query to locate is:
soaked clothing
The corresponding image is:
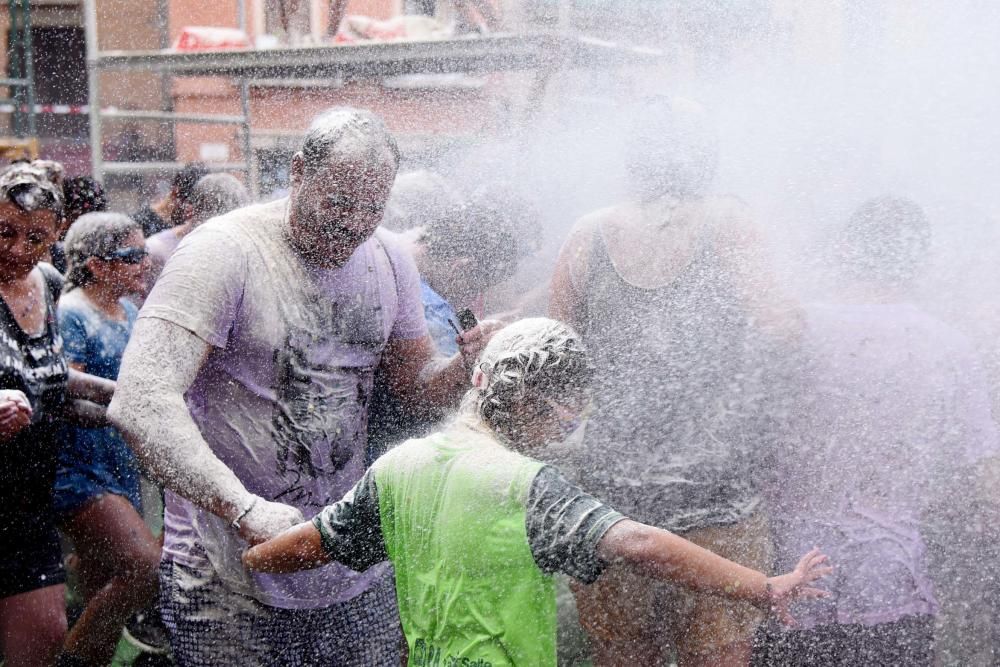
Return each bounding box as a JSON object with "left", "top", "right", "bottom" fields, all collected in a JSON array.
[
  {"left": 314, "top": 428, "right": 623, "bottom": 666},
  {"left": 0, "top": 263, "right": 70, "bottom": 596},
  {"left": 159, "top": 559, "right": 402, "bottom": 666},
  {"left": 54, "top": 292, "right": 141, "bottom": 515},
  {"left": 569, "top": 211, "right": 767, "bottom": 532},
  {"left": 315, "top": 442, "right": 622, "bottom": 581},
  {"left": 142, "top": 197, "right": 427, "bottom": 610},
  {"left": 765, "top": 302, "right": 1000, "bottom": 628}
]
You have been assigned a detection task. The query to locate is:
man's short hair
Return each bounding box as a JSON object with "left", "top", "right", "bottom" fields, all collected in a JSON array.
[
  {"left": 189, "top": 173, "right": 251, "bottom": 224},
  {"left": 63, "top": 176, "right": 108, "bottom": 222},
  {"left": 172, "top": 162, "right": 210, "bottom": 203},
  {"left": 300, "top": 108, "right": 401, "bottom": 172},
  {"left": 837, "top": 196, "right": 930, "bottom": 285},
  {"left": 422, "top": 196, "right": 525, "bottom": 290}
]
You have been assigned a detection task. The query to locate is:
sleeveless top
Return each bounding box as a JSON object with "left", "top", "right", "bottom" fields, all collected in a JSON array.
[
  {"left": 375, "top": 432, "right": 556, "bottom": 666},
  {"left": 575, "top": 220, "right": 765, "bottom": 532},
  {"left": 0, "top": 263, "right": 70, "bottom": 534}
]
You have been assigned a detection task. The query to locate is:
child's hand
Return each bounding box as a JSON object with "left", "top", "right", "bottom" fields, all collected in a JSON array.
[
  {"left": 0, "top": 390, "right": 32, "bottom": 442},
  {"left": 243, "top": 521, "right": 329, "bottom": 574},
  {"left": 764, "top": 547, "right": 833, "bottom": 626},
  {"left": 237, "top": 497, "right": 306, "bottom": 546}
]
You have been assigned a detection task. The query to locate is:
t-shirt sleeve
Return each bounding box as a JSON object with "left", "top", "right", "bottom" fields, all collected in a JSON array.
[
  {"left": 525, "top": 465, "right": 625, "bottom": 584},
  {"left": 311, "top": 467, "right": 388, "bottom": 572},
  {"left": 138, "top": 225, "right": 246, "bottom": 349},
  {"left": 57, "top": 306, "right": 90, "bottom": 366},
  {"left": 380, "top": 233, "right": 429, "bottom": 341}
]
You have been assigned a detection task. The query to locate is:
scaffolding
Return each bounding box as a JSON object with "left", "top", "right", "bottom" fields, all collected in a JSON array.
[
  {"left": 82, "top": 0, "right": 661, "bottom": 194},
  {"left": 1, "top": 0, "right": 38, "bottom": 157}
]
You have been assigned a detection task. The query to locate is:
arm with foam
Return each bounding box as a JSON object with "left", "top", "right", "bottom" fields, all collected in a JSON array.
[{"left": 108, "top": 317, "right": 303, "bottom": 544}]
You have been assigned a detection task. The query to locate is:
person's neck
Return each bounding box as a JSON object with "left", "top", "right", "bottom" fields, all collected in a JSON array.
[
  {"left": 81, "top": 284, "right": 126, "bottom": 319},
  {"left": 0, "top": 269, "right": 35, "bottom": 291}
]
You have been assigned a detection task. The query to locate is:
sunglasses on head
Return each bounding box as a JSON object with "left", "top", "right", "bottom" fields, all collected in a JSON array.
[{"left": 98, "top": 247, "right": 147, "bottom": 264}]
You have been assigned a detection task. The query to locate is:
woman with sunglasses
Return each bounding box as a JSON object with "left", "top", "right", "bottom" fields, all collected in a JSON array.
[
  {"left": 0, "top": 162, "right": 116, "bottom": 667},
  {"left": 54, "top": 212, "right": 161, "bottom": 666}
]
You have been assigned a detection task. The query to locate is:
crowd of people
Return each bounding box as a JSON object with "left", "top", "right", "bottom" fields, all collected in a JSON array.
[{"left": 0, "top": 101, "right": 995, "bottom": 667}]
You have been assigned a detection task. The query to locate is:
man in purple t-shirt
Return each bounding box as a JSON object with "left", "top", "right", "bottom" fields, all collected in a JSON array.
[{"left": 109, "top": 108, "right": 489, "bottom": 665}]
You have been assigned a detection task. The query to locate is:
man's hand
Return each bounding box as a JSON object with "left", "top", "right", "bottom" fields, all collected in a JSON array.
[
  {"left": 456, "top": 319, "right": 504, "bottom": 370},
  {"left": 764, "top": 547, "right": 833, "bottom": 625},
  {"left": 0, "top": 390, "right": 32, "bottom": 442},
  {"left": 237, "top": 497, "right": 307, "bottom": 546}
]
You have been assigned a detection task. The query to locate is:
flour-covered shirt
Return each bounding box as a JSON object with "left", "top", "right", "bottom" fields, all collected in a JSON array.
[{"left": 141, "top": 198, "right": 428, "bottom": 609}]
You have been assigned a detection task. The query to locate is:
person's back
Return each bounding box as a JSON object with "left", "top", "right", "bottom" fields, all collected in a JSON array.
[
  {"left": 756, "top": 197, "right": 999, "bottom": 666},
  {"left": 767, "top": 301, "right": 996, "bottom": 624},
  {"left": 374, "top": 427, "right": 554, "bottom": 665}
]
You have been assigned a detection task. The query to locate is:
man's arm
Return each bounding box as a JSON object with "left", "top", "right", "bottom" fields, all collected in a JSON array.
[
  {"left": 381, "top": 322, "right": 502, "bottom": 415},
  {"left": 108, "top": 317, "right": 303, "bottom": 544}
]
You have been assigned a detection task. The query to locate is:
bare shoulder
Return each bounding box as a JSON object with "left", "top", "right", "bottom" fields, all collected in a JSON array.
[{"left": 572, "top": 204, "right": 623, "bottom": 237}]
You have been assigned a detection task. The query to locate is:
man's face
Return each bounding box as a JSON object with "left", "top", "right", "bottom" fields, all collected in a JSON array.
[{"left": 288, "top": 151, "right": 396, "bottom": 269}]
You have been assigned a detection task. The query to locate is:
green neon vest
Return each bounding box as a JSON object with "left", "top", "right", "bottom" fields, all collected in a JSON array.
[{"left": 373, "top": 429, "right": 556, "bottom": 667}]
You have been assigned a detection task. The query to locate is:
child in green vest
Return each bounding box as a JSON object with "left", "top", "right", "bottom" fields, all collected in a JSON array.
[{"left": 244, "top": 318, "right": 830, "bottom": 667}]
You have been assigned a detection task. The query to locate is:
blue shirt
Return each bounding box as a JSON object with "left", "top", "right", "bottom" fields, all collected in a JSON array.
[
  {"left": 53, "top": 292, "right": 142, "bottom": 514},
  {"left": 421, "top": 280, "right": 459, "bottom": 356}
]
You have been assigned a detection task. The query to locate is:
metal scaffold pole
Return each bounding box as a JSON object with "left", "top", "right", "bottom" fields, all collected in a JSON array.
[
  {"left": 19, "top": 0, "right": 35, "bottom": 137},
  {"left": 237, "top": 0, "right": 255, "bottom": 196},
  {"left": 83, "top": 0, "right": 103, "bottom": 181}
]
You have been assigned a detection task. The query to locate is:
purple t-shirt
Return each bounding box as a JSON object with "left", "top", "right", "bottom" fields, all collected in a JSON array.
[
  {"left": 766, "top": 302, "right": 999, "bottom": 627},
  {"left": 146, "top": 227, "right": 183, "bottom": 268},
  {"left": 141, "top": 198, "right": 428, "bottom": 609}
]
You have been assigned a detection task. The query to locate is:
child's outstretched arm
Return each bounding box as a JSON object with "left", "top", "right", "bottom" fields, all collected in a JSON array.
[
  {"left": 244, "top": 467, "right": 388, "bottom": 576},
  {"left": 597, "top": 520, "right": 830, "bottom": 621},
  {"left": 243, "top": 521, "right": 331, "bottom": 574}
]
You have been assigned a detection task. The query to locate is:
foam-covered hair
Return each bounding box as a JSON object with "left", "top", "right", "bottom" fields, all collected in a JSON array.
[
  {"left": 63, "top": 212, "right": 140, "bottom": 291},
  {"left": 467, "top": 318, "right": 591, "bottom": 435},
  {"left": 0, "top": 159, "right": 64, "bottom": 214},
  {"left": 300, "top": 107, "right": 401, "bottom": 171}
]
